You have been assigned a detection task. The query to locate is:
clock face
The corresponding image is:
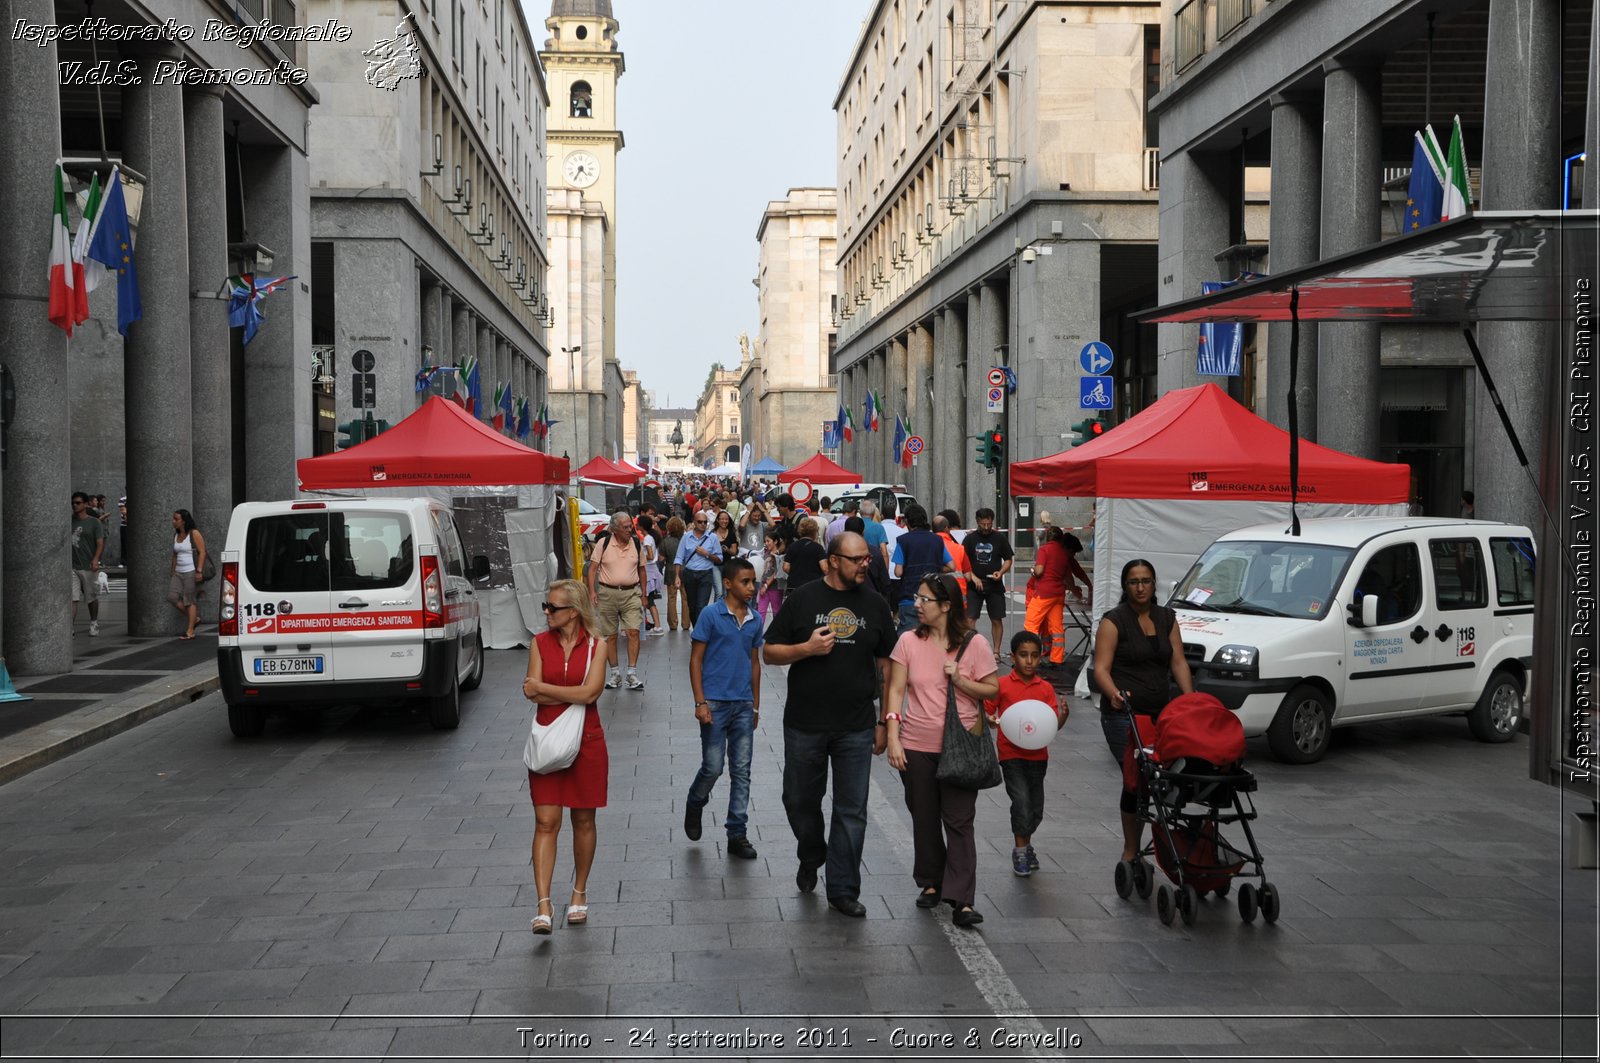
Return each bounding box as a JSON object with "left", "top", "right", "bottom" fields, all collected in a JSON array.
[{"left": 563, "top": 151, "right": 600, "bottom": 189}]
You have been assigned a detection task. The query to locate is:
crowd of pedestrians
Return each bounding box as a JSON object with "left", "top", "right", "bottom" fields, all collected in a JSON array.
[{"left": 524, "top": 474, "right": 1102, "bottom": 934}]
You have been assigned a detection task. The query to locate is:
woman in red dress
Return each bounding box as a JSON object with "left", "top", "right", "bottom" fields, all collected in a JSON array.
[{"left": 522, "top": 578, "right": 608, "bottom": 934}]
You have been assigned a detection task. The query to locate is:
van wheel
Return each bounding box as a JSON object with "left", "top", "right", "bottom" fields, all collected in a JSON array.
[
  {"left": 1267, "top": 685, "right": 1332, "bottom": 764},
  {"left": 429, "top": 672, "right": 461, "bottom": 730},
  {"left": 228, "top": 701, "right": 266, "bottom": 738},
  {"left": 460, "top": 634, "right": 485, "bottom": 693},
  {"left": 1468, "top": 669, "right": 1522, "bottom": 743}
]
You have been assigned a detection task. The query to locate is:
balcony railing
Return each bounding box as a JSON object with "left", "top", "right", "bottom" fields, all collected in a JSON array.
[{"left": 1175, "top": 0, "right": 1205, "bottom": 72}]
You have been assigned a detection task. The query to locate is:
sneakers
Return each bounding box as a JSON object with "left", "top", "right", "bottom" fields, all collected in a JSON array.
[
  {"left": 88, "top": 621, "right": 99, "bottom": 637},
  {"left": 1012, "top": 847, "right": 1032, "bottom": 877},
  {"left": 1026, "top": 845, "right": 1040, "bottom": 871},
  {"left": 626, "top": 671, "right": 644, "bottom": 691},
  {"left": 605, "top": 669, "right": 622, "bottom": 689},
  {"left": 726, "top": 836, "right": 758, "bottom": 860}
]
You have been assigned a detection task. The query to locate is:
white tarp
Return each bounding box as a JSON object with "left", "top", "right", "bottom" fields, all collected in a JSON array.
[
  {"left": 1072, "top": 498, "right": 1407, "bottom": 698},
  {"left": 300, "top": 483, "right": 554, "bottom": 650}
]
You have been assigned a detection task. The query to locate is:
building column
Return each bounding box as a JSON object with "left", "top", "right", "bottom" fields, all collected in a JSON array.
[
  {"left": 887, "top": 336, "right": 909, "bottom": 486},
  {"left": 240, "top": 141, "right": 311, "bottom": 500},
  {"left": 1156, "top": 150, "right": 1231, "bottom": 393},
  {"left": 1266, "top": 90, "right": 1322, "bottom": 437},
  {"left": 973, "top": 281, "right": 1008, "bottom": 523},
  {"left": 0, "top": 0, "right": 70, "bottom": 671},
  {"left": 185, "top": 87, "right": 230, "bottom": 624},
  {"left": 905, "top": 324, "right": 934, "bottom": 507},
  {"left": 477, "top": 324, "right": 495, "bottom": 423},
  {"left": 123, "top": 47, "right": 195, "bottom": 635},
  {"left": 964, "top": 287, "right": 993, "bottom": 523},
  {"left": 420, "top": 279, "right": 443, "bottom": 385},
  {"left": 866, "top": 350, "right": 886, "bottom": 484},
  {"left": 934, "top": 305, "right": 967, "bottom": 516},
  {"left": 1316, "top": 59, "right": 1383, "bottom": 460},
  {"left": 1476, "top": 0, "right": 1561, "bottom": 526},
  {"left": 452, "top": 305, "right": 472, "bottom": 385}
]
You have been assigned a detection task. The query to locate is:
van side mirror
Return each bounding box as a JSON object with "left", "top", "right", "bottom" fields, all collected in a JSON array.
[
  {"left": 471, "top": 555, "right": 490, "bottom": 582},
  {"left": 1346, "top": 595, "right": 1379, "bottom": 627}
]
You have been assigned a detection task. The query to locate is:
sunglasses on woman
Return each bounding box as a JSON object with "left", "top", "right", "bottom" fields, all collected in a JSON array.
[{"left": 541, "top": 601, "right": 574, "bottom": 614}]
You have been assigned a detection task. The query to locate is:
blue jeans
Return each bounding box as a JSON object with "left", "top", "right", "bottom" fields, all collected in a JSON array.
[
  {"left": 896, "top": 599, "right": 920, "bottom": 636},
  {"left": 686, "top": 700, "right": 756, "bottom": 838},
  {"left": 782, "top": 726, "right": 874, "bottom": 901}
]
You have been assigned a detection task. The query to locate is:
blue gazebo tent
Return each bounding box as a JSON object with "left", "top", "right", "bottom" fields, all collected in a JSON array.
[{"left": 748, "top": 456, "right": 787, "bottom": 475}]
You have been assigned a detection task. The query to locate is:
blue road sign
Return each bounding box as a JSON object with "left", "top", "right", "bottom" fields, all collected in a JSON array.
[
  {"left": 1080, "top": 376, "right": 1114, "bottom": 409},
  {"left": 1079, "top": 341, "right": 1114, "bottom": 376}
]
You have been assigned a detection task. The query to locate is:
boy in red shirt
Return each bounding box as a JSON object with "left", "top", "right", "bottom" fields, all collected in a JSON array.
[{"left": 985, "top": 631, "right": 1067, "bottom": 876}]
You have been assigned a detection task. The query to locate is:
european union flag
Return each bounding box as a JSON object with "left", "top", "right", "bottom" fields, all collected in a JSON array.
[
  {"left": 85, "top": 168, "right": 141, "bottom": 336},
  {"left": 1405, "top": 131, "right": 1444, "bottom": 233}
]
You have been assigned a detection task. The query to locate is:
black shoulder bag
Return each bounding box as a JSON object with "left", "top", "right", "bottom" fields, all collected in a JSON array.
[{"left": 934, "top": 632, "right": 1002, "bottom": 790}]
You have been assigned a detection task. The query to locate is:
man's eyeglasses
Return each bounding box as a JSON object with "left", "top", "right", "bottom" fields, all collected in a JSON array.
[
  {"left": 540, "top": 601, "right": 575, "bottom": 614},
  {"left": 831, "top": 552, "right": 871, "bottom": 565}
]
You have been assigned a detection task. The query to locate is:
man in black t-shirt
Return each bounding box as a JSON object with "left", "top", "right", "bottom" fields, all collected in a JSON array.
[
  {"left": 763, "top": 531, "right": 895, "bottom": 918},
  {"left": 963, "top": 507, "right": 1015, "bottom": 656}
]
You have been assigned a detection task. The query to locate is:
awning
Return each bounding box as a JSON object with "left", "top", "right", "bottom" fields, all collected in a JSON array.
[{"left": 1134, "top": 211, "right": 1596, "bottom": 325}]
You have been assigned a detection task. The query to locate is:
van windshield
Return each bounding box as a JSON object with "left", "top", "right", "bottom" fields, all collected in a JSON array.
[{"left": 1171, "top": 540, "right": 1354, "bottom": 621}]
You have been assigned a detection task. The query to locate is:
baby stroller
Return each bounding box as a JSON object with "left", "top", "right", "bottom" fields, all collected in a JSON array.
[{"left": 1112, "top": 692, "right": 1279, "bottom": 926}]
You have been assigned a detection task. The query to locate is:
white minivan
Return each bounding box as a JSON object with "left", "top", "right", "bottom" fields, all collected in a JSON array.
[
  {"left": 1171, "top": 518, "right": 1536, "bottom": 763},
  {"left": 216, "top": 498, "right": 489, "bottom": 737}
]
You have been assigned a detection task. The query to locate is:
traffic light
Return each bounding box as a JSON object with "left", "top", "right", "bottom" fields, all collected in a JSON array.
[
  {"left": 1071, "top": 416, "right": 1107, "bottom": 447},
  {"left": 974, "top": 431, "right": 994, "bottom": 468},
  {"left": 336, "top": 419, "right": 367, "bottom": 449},
  {"left": 989, "top": 427, "right": 1005, "bottom": 466}
]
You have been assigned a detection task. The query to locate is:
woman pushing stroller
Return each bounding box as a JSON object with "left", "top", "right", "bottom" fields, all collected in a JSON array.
[{"left": 1091, "top": 559, "right": 1194, "bottom": 863}]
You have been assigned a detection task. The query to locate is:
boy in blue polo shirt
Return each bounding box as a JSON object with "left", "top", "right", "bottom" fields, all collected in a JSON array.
[{"left": 684, "top": 557, "right": 764, "bottom": 859}]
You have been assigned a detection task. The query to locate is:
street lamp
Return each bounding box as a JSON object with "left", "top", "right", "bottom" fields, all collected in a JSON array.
[{"left": 560, "top": 345, "right": 580, "bottom": 457}]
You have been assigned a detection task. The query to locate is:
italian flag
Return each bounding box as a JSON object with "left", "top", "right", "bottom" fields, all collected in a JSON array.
[
  {"left": 1441, "top": 115, "right": 1472, "bottom": 222},
  {"left": 71, "top": 172, "right": 104, "bottom": 325},
  {"left": 47, "top": 166, "right": 77, "bottom": 335}
]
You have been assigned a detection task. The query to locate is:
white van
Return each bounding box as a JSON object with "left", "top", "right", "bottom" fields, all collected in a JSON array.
[
  {"left": 1170, "top": 518, "right": 1536, "bottom": 764},
  {"left": 216, "top": 498, "right": 490, "bottom": 737}
]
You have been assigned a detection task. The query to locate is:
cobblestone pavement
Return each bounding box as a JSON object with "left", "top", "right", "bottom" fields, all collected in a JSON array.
[{"left": 0, "top": 627, "right": 1593, "bottom": 1061}]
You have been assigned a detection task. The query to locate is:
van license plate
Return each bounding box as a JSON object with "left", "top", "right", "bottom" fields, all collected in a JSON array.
[{"left": 254, "top": 656, "right": 324, "bottom": 676}]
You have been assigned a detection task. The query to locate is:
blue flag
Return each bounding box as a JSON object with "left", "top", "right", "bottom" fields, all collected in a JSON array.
[
  {"left": 85, "top": 168, "right": 141, "bottom": 336},
  {"left": 1405, "top": 131, "right": 1444, "bottom": 233},
  {"left": 227, "top": 274, "right": 295, "bottom": 346},
  {"left": 1197, "top": 280, "right": 1244, "bottom": 377},
  {"left": 892, "top": 413, "right": 907, "bottom": 465}
]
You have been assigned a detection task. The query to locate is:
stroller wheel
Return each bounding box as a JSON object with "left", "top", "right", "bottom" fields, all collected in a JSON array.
[
  {"left": 1212, "top": 880, "right": 1231, "bottom": 899},
  {"left": 1179, "top": 885, "right": 1199, "bottom": 926},
  {"left": 1237, "top": 883, "right": 1259, "bottom": 923},
  {"left": 1132, "top": 859, "right": 1154, "bottom": 899},
  {"left": 1156, "top": 884, "right": 1176, "bottom": 926},
  {"left": 1114, "top": 859, "right": 1134, "bottom": 900},
  {"left": 1259, "top": 882, "right": 1281, "bottom": 924}
]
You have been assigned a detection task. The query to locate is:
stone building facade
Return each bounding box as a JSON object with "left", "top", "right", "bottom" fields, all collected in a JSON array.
[
  {"left": 620, "top": 369, "right": 650, "bottom": 465},
  {"left": 644, "top": 407, "right": 697, "bottom": 475},
  {"left": 542, "top": 0, "right": 625, "bottom": 464},
  {"left": 1151, "top": 0, "right": 1596, "bottom": 526},
  {"left": 741, "top": 188, "right": 840, "bottom": 468},
  {"left": 833, "top": 0, "right": 1163, "bottom": 528},
  {"left": 695, "top": 362, "right": 746, "bottom": 470},
  {"left": 308, "top": 0, "right": 551, "bottom": 463},
  {"left": 1, "top": 0, "right": 318, "bottom": 671}
]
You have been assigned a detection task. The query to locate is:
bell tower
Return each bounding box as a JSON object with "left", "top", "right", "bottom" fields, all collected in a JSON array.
[{"left": 541, "top": 0, "right": 624, "bottom": 460}]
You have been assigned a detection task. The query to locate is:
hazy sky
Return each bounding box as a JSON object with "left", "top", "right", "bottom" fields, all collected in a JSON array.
[{"left": 605, "top": 0, "right": 866, "bottom": 409}]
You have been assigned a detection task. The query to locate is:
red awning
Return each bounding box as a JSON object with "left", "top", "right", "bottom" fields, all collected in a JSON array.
[
  {"left": 1008, "top": 383, "right": 1410, "bottom": 503},
  {"left": 778, "top": 453, "right": 863, "bottom": 485},
  {"left": 296, "top": 396, "right": 569, "bottom": 489},
  {"left": 573, "top": 456, "right": 640, "bottom": 485}
]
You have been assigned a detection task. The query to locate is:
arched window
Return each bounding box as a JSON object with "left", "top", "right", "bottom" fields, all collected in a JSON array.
[
  {"left": 570, "top": 81, "right": 592, "bottom": 118},
  {"left": 724, "top": 445, "right": 739, "bottom": 464}
]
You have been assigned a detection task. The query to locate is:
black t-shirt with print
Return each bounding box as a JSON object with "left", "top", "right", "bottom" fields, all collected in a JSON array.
[
  {"left": 964, "top": 529, "right": 1014, "bottom": 580},
  {"left": 767, "top": 578, "right": 896, "bottom": 732}
]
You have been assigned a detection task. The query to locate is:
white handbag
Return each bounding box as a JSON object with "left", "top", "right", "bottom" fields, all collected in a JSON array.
[{"left": 523, "top": 637, "right": 595, "bottom": 774}]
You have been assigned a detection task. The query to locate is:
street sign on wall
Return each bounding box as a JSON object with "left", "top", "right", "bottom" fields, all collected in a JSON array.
[
  {"left": 1080, "top": 376, "right": 1113, "bottom": 409},
  {"left": 986, "top": 386, "right": 1004, "bottom": 413},
  {"left": 1079, "top": 341, "right": 1114, "bottom": 376}
]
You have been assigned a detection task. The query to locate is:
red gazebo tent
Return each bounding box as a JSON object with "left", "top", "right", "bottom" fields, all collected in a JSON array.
[
  {"left": 778, "top": 453, "right": 863, "bottom": 485},
  {"left": 1008, "top": 383, "right": 1410, "bottom": 501},
  {"left": 573, "top": 456, "right": 640, "bottom": 485},
  {"left": 296, "top": 396, "right": 569, "bottom": 489}
]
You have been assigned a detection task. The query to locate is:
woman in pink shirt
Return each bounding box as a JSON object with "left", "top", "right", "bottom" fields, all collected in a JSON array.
[{"left": 884, "top": 574, "right": 999, "bottom": 927}]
